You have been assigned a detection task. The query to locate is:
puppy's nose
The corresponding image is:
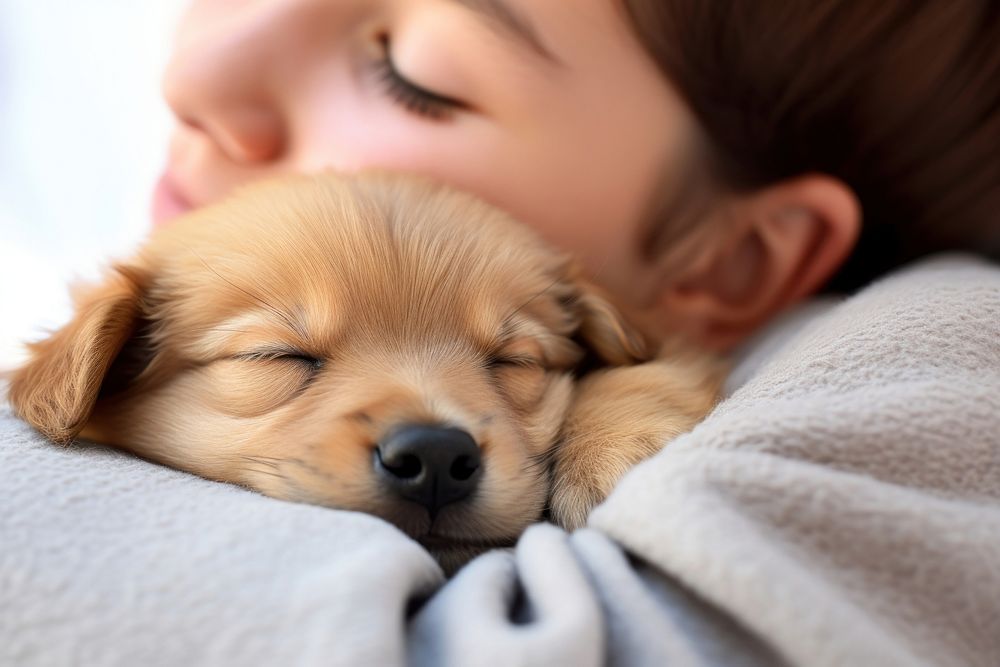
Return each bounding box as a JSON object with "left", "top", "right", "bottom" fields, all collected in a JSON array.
[{"left": 375, "top": 425, "right": 482, "bottom": 517}]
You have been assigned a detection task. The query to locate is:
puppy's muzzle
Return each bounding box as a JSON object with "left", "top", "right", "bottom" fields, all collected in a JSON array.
[{"left": 375, "top": 425, "right": 482, "bottom": 518}]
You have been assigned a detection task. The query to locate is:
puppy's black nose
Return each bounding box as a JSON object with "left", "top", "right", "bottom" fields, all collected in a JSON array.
[{"left": 375, "top": 425, "right": 481, "bottom": 517}]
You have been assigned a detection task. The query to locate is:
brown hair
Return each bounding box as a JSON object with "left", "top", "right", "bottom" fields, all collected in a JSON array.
[{"left": 625, "top": 0, "right": 1000, "bottom": 290}]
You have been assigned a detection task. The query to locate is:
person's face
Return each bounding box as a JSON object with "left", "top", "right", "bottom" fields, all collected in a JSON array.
[{"left": 158, "top": 0, "right": 698, "bottom": 310}]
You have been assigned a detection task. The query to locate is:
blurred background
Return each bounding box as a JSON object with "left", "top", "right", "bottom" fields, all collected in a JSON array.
[{"left": 0, "top": 0, "right": 187, "bottom": 370}]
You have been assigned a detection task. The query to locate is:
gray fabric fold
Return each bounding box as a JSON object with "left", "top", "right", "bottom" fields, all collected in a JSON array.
[{"left": 591, "top": 254, "right": 1000, "bottom": 667}]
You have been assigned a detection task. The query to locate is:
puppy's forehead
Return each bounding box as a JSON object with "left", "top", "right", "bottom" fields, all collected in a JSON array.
[{"left": 150, "top": 174, "right": 568, "bottom": 351}]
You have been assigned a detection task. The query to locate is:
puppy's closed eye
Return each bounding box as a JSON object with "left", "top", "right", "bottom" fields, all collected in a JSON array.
[
  {"left": 486, "top": 338, "right": 563, "bottom": 411},
  {"left": 490, "top": 363, "right": 547, "bottom": 412},
  {"left": 205, "top": 351, "right": 322, "bottom": 418}
]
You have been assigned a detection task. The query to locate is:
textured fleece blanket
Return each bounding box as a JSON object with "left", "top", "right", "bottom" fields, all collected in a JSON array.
[{"left": 2, "top": 254, "right": 999, "bottom": 667}]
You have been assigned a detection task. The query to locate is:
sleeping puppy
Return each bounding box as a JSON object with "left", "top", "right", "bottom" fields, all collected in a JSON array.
[{"left": 7, "top": 173, "right": 723, "bottom": 570}]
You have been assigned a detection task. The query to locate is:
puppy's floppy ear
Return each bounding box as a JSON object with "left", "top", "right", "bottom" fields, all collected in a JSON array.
[
  {"left": 574, "top": 285, "right": 650, "bottom": 365},
  {"left": 8, "top": 264, "right": 149, "bottom": 445},
  {"left": 558, "top": 261, "right": 650, "bottom": 366}
]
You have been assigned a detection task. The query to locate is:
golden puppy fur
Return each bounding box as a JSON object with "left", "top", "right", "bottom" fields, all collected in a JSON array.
[{"left": 8, "top": 173, "right": 723, "bottom": 569}]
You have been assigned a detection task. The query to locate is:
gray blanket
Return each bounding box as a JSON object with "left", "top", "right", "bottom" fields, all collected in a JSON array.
[{"left": 2, "top": 254, "right": 998, "bottom": 667}]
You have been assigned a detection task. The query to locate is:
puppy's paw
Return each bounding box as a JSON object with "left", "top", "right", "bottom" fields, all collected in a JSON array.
[
  {"left": 549, "top": 484, "right": 594, "bottom": 533},
  {"left": 549, "top": 353, "right": 725, "bottom": 531},
  {"left": 549, "top": 433, "right": 656, "bottom": 530}
]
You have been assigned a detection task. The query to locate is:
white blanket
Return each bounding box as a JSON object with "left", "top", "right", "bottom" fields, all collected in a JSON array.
[{"left": 2, "top": 254, "right": 999, "bottom": 667}]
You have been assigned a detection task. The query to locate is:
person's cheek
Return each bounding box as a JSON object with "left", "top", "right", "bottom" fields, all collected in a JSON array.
[{"left": 293, "top": 72, "right": 496, "bottom": 190}]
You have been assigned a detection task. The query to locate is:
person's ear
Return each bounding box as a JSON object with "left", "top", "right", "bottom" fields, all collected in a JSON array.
[{"left": 657, "top": 175, "right": 859, "bottom": 349}]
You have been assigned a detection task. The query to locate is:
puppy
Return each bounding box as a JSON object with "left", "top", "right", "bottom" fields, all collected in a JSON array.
[{"left": 7, "top": 173, "right": 723, "bottom": 569}]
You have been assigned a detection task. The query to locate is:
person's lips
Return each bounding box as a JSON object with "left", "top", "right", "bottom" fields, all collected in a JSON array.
[{"left": 151, "top": 172, "right": 194, "bottom": 227}]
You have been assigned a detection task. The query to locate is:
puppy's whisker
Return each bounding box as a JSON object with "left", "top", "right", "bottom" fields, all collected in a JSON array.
[
  {"left": 240, "top": 466, "right": 286, "bottom": 481},
  {"left": 239, "top": 454, "right": 282, "bottom": 469},
  {"left": 499, "top": 275, "right": 565, "bottom": 334},
  {"left": 521, "top": 452, "right": 554, "bottom": 479},
  {"left": 527, "top": 447, "right": 557, "bottom": 468},
  {"left": 282, "top": 455, "right": 339, "bottom": 485},
  {"left": 189, "top": 326, "right": 255, "bottom": 336}
]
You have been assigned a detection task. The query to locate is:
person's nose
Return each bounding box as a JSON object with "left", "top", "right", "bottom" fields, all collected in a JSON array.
[{"left": 162, "top": 2, "right": 319, "bottom": 165}]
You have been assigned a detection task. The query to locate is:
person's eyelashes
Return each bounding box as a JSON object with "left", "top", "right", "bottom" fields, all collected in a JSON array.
[{"left": 372, "top": 35, "right": 466, "bottom": 121}]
